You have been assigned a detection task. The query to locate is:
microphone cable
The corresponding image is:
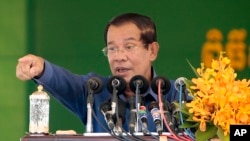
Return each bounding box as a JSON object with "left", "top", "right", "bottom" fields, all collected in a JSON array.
[
  {"left": 177, "top": 84, "right": 196, "bottom": 140},
  {"left": 157, "top": 80, "right": 193, "bottom": 141},
  {"left": 151, "top": 76, "right": 183, "bottom": 140},
  {"left": 91, "top": 104, "right": 127, "bottom": 141}
]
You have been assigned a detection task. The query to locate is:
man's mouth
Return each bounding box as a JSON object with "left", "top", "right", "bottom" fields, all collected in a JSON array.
[{"left": 115, "top": 67, "right": 129, "bottom": 74}]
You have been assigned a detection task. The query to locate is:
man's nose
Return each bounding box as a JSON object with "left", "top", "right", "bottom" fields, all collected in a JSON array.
[{"left": 113, "top": 48, "right": 128, "bottom": 60}]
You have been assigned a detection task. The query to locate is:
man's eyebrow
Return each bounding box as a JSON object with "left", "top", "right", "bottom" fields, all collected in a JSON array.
[
  {"left": 124, "top": 37, "right": 137, "bottom": 41},
  {"left": 107, "top": 41, "right": 114, "bottom": 45},
  {"left": 107, "top": 37, "right": 138, "bottom": 45}
]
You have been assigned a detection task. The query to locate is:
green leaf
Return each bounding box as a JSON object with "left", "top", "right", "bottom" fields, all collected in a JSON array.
[
  {"left": 195, "top": 124, "right": 217, "bottom": 141},
  {"left": 180, "top": 108, "right": 190, "bottom": 116},
  {"left": 180, "top": 121, "right": 199, "bottom": 128},
  {"left": 186, "top": 115, "right": 195, "bottom": 122},
  {"left": 186, "top": 59, "right": 199, "bottom": 77},
  {"left": 173, "top": 102, "right": 189, "bottom": 113},
  {"left": 217, "top": 126, "right": 229, "bottom": 141}
]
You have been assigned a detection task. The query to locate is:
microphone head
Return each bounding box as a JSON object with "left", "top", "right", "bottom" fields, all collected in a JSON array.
[
  {"left": 99, "top": 101, "right": 111, "bottom": 113},
  {"left": 151, "top": 76, "right": 171, "bottom": 95},
  {"left": 174, "top": 77, "right": 187, "bottom": 91},
  {"left": 129, "top": 75, "right": 149, "bottom": 94},
  {"left": 87, "top": 77, "right": 103, "bottom": 93},
  {"left": 107, "top": 76, "right": 126, "bottom": 95},
  {"left": 148, "top": 101, "right": 159, "bottom": 111}
]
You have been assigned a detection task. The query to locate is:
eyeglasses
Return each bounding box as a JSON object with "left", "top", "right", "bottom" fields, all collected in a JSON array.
[{"left": 102, "top": 44, "right": 146, "bottom": 56}]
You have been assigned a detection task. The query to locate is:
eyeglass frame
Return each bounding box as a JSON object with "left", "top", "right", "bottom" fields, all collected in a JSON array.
[{"left": 102, "top": 43, "right": 148, "bottom": 56}]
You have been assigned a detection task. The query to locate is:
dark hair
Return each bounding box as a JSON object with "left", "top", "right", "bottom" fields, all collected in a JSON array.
[{"left": 104, "top": 13, "right": 157, "bottom": 47}]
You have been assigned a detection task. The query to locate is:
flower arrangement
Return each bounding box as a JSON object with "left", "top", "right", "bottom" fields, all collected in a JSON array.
[{"left": 178, "top": 52, "right": 250, "bottom": 141}]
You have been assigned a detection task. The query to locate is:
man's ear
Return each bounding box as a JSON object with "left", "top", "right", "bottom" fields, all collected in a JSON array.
[{"left": 149, "top": 42, "right": 159, "bottom": 61}]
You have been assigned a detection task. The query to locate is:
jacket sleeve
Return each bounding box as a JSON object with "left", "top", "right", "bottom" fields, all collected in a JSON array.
[{"left": 33, "top": 60, "right": 94, "bottom": 123}]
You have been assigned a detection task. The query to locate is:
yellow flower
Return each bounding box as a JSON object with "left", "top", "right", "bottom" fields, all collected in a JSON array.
[{"left": 185, "top": 51, "right": 250, "bottom": 138}]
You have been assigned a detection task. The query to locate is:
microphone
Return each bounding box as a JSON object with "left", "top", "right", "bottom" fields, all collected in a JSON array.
[
  {"left": 174, "top": 77, "right": 194, "bottom": 135},
  {"left": 129, "top": 75, "right": 149, "bottom": 94},
  {"left": 148, "top": 101, "right": 163, "bottom": 135},
  {"left": 174, "top": 77, "right": 186, "bottom": 90},
  {"left": 107, "top": 76, "right": 126, "bottom": 116},
  {"left": 129, "top": 75, "right": 149, "bottom": 133},
  {"left": 139, "top": 105, "right": 148, "bottom": 134},
  {"left": 99, "top": 101, "right": 115, "bottom": 130},
  {"left": 169, "top": 102, "right": 183, "bottom": 133},
  {"left": 174, "top": 77, "right": 188, "bottom": 102},
  {"left": 107, "top": 76, "right": 126, "bottom": 95},
  {"left": 151, "top": 76, "right": 171, "bottom": 95},
  {"left": 151, "top": 76, "right": 180, "bottom": 135},
  {"left": 86, "top": 77, "right": 103, "bottom": 133},
  {"left": 163, "top": 100, "right": 179, "bottom": 134},
  {"left": 87, "top": 77, "right": 103, "bottom": 93}
]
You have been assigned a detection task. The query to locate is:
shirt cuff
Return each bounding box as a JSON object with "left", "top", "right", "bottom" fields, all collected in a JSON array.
[{"left": 33, "top": 60, "right": 53, "bottom": 84}]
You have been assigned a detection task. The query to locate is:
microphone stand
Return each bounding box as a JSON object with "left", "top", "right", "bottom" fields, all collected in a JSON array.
[
  {"left": 129, "top": 75, "right": 149, "bottom": 135},
  {"left": 86, "top": 89, "right": 94, "bottom": 133},
  {"left": 111, "top": 87, "right": 118, "bottom": 116},
  {"left": 106, "top": 76, "right": 126, "bottom": 136},
  {"left": 85, "top": 77, "right": 103, "bottom": 133},
  {"left": 112, "top": 87, "right": 122, "bottom": 135},
  {"left": 135, "top": 84, "right": 141, "bottom": 133}
]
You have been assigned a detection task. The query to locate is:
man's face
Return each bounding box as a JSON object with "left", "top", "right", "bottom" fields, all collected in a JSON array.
[{"left": 106, "top": 23, "right": 157, "bottom": 84}]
